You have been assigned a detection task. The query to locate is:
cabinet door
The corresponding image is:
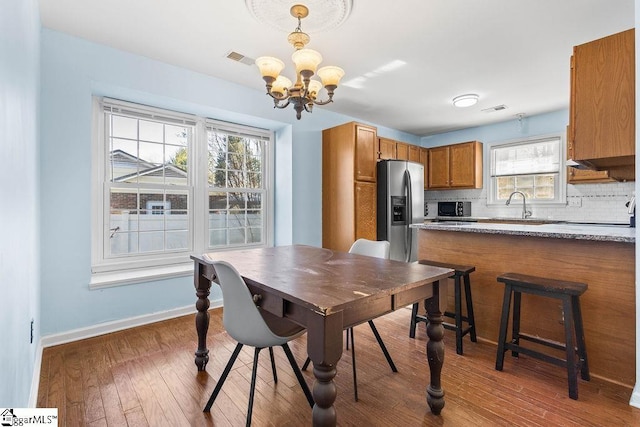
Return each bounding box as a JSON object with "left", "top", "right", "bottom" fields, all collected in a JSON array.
[
  {"left": 428, "top": 146, "right": 450, "bottom": 188},
  {"left": 396, "top": 142, "right": 409, "bottom": 160},
  {"left": 355, "top": 125, "right": 377, "bottom": 182},
  {"left": 567, "top": 126, "right": 613, "bottom": 184},
  {"left": 378, "top": 137, "right": 396, "bottom": 160},
  {"left": 572, "top": 29, "right": 635, "bottom": 163},
  {"left": 450, "top": 142, "right": 476, "bottom": 188},
  {"left": 355, "top": 181, "right": 377, "bottom": 241},
  {"left": 408, "top": 145, "right": 421, "bottom": 163},
  {"left": 419, "top": 148, "right": 429, "bottom": 190}
]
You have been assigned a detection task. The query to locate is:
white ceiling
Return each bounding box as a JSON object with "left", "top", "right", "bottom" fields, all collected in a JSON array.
[{"left": 38, "top": 0, "right": 634, "bottom": 136}]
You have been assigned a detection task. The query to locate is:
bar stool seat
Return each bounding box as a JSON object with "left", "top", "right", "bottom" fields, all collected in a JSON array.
[
  {"left": 410, "top": 259, "right": 477, "bottom": 355},
  {"left": 495, "top": 272, "right": 590, "bottom": 400}
]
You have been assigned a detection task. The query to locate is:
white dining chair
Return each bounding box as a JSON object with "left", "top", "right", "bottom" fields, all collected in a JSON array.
[
  {"left": 201, "top": 258, "right": 314, "bottom": 426},
  {"left": 302, "top": 238, "right": 398, "bottom": 401}
]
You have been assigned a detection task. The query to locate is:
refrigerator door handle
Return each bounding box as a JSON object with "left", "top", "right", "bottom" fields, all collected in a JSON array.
[{"left": 404, "top": 169, "right": 413, "bottom": 262}]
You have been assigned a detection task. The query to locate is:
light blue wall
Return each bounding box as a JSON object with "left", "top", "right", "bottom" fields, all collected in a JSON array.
[
  {"left": 39, "top": 29, "right": 421, "bottom": 336},
  {"left": 421, "top": 109, "right": 569, "bottom": 147},
  {"left": 0, "top": 0, "right": 40, "bottom": 407}
]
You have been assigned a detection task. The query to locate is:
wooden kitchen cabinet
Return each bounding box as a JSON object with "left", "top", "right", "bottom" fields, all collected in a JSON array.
[
  {"left": 408, "top": 145, "right": 421, "bottom": 163},
  {"left": 419, "top": 147, "right": 429, "bottom": 190},
  {"left": 396, "top": 142, "right": 409, "bottom": 160},
  {"left": 428, "top": 141, "right": 483, "bottom": 189},
  {"left": 569, "top": 28, "right": 635, "bottom": 179},
  {"left": 566, "top": 126, "right": 614, "bottom": 184},
  {"left": 322, "top": 122, "right": 378, "bottom": 252},
  {"left": 378, "top": 137, "right": 396, "bottom": 160}
]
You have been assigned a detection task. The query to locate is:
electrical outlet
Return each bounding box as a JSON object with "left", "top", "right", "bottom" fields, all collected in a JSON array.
[
  {"left": 568, "top": 197, "right": 582, "bottom": 207},
  {"left": 30, "top": 319, "right": 34, "bottom": 344}
]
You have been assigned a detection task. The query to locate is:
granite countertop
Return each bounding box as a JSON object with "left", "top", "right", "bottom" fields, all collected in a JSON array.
[{"left": 413, "top": 219, "right": 635, "bottom": 243}]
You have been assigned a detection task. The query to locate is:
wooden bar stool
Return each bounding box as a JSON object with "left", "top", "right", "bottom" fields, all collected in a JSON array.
[
  {"left": 495, "top": 273, "right": 590, "bottom": 400},
  {"left": 410, "top": 260, "right": 477, "bottom": 355}
]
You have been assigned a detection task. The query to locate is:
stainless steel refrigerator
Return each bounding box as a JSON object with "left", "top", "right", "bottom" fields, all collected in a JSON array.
[{"left": 377, "top": 160, "right": 424, "bottom": 262}]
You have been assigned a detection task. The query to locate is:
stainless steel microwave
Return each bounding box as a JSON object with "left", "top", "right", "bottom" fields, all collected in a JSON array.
[{"left": 437, "top": 201, "right": 471, "bottom": 217}]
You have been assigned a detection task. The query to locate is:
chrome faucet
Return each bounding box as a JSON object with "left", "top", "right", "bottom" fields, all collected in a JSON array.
[{"left": 506, "top": 191, "right": 532, "bottom": 219}]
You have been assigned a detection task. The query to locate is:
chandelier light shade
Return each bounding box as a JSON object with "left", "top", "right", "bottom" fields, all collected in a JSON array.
[{"left": 255, "top": 4, "right": 345, "bottom": 120}]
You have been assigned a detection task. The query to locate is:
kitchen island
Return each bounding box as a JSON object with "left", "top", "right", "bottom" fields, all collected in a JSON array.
[{"left": 413, "top": 221, "right": 636, "bottom": 388}]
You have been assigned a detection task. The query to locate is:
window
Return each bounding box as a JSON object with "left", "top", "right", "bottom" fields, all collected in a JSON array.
[
  {"left": 488, "top": 134, "right": 565, "bottom": 205},
  {"left": 91, "top": 98, "right": 273, "bottom": 286}
]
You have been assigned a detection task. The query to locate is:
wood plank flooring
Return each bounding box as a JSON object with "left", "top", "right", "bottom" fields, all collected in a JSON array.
[{"left": 38, "top": 307, "right": 640, "bottom": 426}]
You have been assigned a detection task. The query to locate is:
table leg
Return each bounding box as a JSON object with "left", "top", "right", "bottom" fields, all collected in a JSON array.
[
  {"left": 307, "top": 311, "right": 343, "bottom": 427},
  {"left": 425, "top": 279, "right": 445, "bottom": 415},
  {"left": 194, "top": 261, "right": 211, "bottom": 371}
]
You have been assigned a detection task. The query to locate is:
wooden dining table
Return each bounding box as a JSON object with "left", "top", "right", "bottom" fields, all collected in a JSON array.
[{"left": 191, "top": 245, "right": 452, "bottom": 426}]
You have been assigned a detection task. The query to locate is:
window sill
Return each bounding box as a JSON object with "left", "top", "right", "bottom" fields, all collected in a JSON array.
[{"left": 90, "top": 262, "right": 194, "bottom": 289}]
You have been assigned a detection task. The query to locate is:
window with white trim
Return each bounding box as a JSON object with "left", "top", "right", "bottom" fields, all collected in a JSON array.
[
  {"left": 91, "top": 98, "right": 273, "bottom": 283},
  {"left": 488, "top": 134, "right": 566, "bottom": 205}
]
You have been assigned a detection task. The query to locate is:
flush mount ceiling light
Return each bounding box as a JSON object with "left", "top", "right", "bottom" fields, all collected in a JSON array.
[
  {"left": 452, "top": 94, "right": 479, "bottom": 108},
  {"left": 255, "top": 4, "right": 345, "bottom": 120}
]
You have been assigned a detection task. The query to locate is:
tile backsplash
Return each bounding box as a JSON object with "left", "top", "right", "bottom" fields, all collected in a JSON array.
[{"left": 425, "top": 181, "right": 635, "bottom": 224}]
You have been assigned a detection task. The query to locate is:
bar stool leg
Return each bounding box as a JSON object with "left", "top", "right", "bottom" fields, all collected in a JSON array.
[
  {"left": 453, "top": 275, "right": 463, "bottom": 355},
  {"left": 511, "top": 291, "right": 522, "bottom": 358},
  {"left": 463, "top": 273, "right": 477, "bottom": 342},
  {"left": 562, "top": 296, "right": 579, "bottom": 400},
  {"left": 495, "top": 284, "right": 513, "bottom": 371},
  {"left": 572, "top": 295, "right": 590, "bottom": 381}
]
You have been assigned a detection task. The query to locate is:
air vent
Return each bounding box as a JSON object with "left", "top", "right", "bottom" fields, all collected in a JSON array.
[
  {"left": 226, "top": 51, "right": 255, "bottom": 66},
  {"left": 481, "top": 104, "right": 508, "bottom": 112}
]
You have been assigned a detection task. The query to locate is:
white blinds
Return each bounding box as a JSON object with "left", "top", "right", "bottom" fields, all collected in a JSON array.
[{"left": 491, "top": 137, "right": 561, "bottom": 177}]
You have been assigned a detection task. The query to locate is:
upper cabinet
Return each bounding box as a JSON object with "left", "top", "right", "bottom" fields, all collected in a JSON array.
[
  {"left": 566, "top": 126, "right": 614, "bottom": 184},
  {"left": 396, "top": 142, "right": 409, "bottom": 160},
  {"left": 378, "top": 137, "right": 397, "bottom": 160},
  {"left": 428, "top": 141, "right": 483, "bottom": 190},
  {"left": 419, "top": 147, "right": 429, "bottom": 190},
  {"left": 355, "top": 125, "right": 377, "bottom": 182},
  {"left": 408, "top": 145, "right": 421, "bottom": 163},
  {"left": 569, "top": 28, "right": 635, "bottom": 180}
]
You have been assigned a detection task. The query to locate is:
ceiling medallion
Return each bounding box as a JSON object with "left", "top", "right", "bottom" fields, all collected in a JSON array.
[{"left": 246, "top": 0, "right": 352, "bottom": 33}]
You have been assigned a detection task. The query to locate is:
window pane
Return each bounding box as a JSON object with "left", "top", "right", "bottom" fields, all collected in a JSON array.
[
  {"left": 139, "top": 120, "right": 164, "bottom": 143},
  {"left": 493, "top": 138, "right": 561, "bottom": 176},
  {"left": 206, "top": 128, "right": 266, "bottom": 249}
]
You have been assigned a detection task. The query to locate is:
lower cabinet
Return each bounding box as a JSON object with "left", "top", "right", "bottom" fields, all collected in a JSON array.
[{"left": 355, "top": 181, "right": 377, "bottom": 241}]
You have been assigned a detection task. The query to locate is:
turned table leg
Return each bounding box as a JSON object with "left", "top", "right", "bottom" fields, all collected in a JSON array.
[
  {"left": 307, "top": 311, "right": 343, "bottom": 427},
  {"left": 426, "top": 279, "right": 445, "bottom": 414},
  {"left": 194, "top": 260, "right": 212, "bottom": 371}
]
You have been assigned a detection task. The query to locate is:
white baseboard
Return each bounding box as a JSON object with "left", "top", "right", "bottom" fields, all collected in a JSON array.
[
  {"left": 30, "top": 299, "right": 223, "bottom": 407},
  {"left": 40, "top": 299, "right": 222, "bottom": 348},
  {"left": 28, "top": 342, "right": 43, "bottom": 407},
  {"left": 630, "top": 383, "right": 640, "bottom": 408}
]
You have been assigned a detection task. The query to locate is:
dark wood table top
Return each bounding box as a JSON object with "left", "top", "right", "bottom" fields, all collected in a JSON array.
[{"left": 199, "top": 244, "right": 453, "bottom": 316}]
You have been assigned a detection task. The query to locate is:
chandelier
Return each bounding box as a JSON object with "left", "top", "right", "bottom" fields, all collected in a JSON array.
[{"left": 255, "top": 4, "right": 345, "bottom": 120}]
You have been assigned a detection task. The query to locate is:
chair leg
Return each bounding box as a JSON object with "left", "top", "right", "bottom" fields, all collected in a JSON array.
[
  {"left": 301, "top": 356, "right": 311, "bottom": 371},
  {"left": 495, "top": 285, "right": 512, "bottom": 371},
  {"left": 464, "top": 273, "right": 477, "bottom": 342},
  {"left": 246, "top": 348, "right": 261, "bottom": 427},
  {"left": 368, "top": 320, "right": 398, "bottom": 372},
  {"left": 409, "top": 302, "right": 419, "bottom": 338},
  {"left": 350, "top": 326, "right": 358, "bottom": 402},
  {"left": 281, "top": 343, "right": 315, "bottom": 408},
  {"left": 268, "top": 347, "right": 278, "bottom": 384},
  {"left": 203, "top": 343, "right": 243, "bottom": 412}
]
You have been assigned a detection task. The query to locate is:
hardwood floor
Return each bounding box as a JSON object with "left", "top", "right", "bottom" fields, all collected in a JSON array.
[{"left": 38, "top": 307, "right": 640, "bottom": 426}]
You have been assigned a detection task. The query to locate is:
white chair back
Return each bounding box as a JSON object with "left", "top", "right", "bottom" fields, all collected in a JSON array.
[
  {"left": 204, "top": 258, "right": 293, "bottom": 348},
  {"left": 349, "top": 239, "right": 390, "bottom": 260}
]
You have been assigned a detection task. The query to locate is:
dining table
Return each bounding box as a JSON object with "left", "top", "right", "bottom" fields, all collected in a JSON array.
[{"left": 191, "top": 244, "right": 452, "bottom": 426}]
